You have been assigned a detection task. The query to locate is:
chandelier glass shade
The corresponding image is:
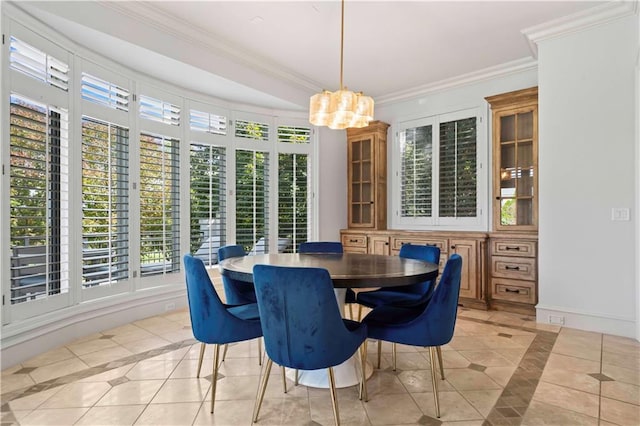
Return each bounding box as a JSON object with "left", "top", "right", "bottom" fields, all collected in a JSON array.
[{"left": 309, "top": 0, "right": 374, "bottom": 130}]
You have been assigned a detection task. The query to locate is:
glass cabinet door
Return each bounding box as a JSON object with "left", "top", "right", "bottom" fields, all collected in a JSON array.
[
  {"left": 350, "top": 137, "right": 373, "bottom": 227},
  {"left": 496, "top": 107, "right": 537, "bottom": 230}
]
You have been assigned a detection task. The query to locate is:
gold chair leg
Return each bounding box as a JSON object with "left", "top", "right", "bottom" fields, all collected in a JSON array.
[
  {"left": 252, "top": 357, "right": 273, "bottom": 423},
  {"left": 328, "top": 367, "right": 340, "bottom": 426},
  {"left": 357, "top": 304, "right": 363, "bottom": 321},
  {"left": 428, "top": 347, "right": 440, "bottom": 418},
  {"left": 359, "top": 341, "right": 368, "bottom": 402},
  {"left": 258, "top": 338, "right": 262, "bottom": 366},
  {"left": 377, "top": 340, "right": 382, "bottom": 369},
  {"left": 392, "top": 343, "right": 397, "bottom": 371},
  {"left": 210, "top": 344, "right": 221, "bottom": 413},
  {"left": 197, "top": 343, "right": 206, "bottom": 378},
  {"left": 221, "top": 343, "right": 228, "bottom": 363},
  {"left": 294, "top": 369, "right": 299, "bottom": 386},
  {"left": 348, "top": 303, "right": 353, "bottom": 319},
  {"left": 281, "top": 366, "right": 287, "bottom": 393},
  {"left": 436, "top": 346, "right": 445, "bottom": 380}
]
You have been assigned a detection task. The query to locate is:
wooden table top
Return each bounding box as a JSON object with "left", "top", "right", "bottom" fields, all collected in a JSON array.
[{"left": 219, "top": 252, "right": 438, "bottom": 288}]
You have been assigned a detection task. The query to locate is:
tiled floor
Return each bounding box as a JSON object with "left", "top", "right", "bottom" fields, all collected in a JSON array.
[{"left": 2, "top": 276, "right": 639, "bottom": 425}]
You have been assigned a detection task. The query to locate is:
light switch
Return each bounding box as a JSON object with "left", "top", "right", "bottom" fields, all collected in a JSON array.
[{"left": 611, "top": 208, "right": 630, "bottom": 221}]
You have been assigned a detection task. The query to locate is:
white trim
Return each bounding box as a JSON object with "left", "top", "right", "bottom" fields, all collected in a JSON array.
[
  {"left": 536, "top": 304, "right": 637, "bottom": 339},
  {"left": 377, "top": 58, "right": 537, "bottom": 106},
  {"left": 522, "top": 1, "right": 638, "bottom": 57}
]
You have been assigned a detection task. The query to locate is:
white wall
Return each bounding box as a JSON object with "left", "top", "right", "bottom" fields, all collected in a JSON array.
[
  {"left": 317, "top": 127, "right": 348, "bottom": 240},
  {"left": 537, "top": 15, "right": 638, "bottom": 337}
]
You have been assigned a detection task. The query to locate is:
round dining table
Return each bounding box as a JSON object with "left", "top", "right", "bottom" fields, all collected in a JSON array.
[{"left": 219, "top": 252, "right": 438, "bottom": 389}]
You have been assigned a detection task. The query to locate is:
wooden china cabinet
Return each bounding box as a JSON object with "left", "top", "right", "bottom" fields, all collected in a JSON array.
[{"left": 485, "top": 87, "right": 539, "bottom": 315}]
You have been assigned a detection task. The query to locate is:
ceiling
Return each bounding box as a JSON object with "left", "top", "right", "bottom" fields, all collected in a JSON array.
[{"left": 19, "top": 1, "right": 607, "bottom": 110}]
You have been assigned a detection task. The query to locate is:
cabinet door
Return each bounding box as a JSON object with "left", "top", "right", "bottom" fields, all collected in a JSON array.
[
  {"left": 450, "top": 239, "right": 478, "bottom": 300},
  {"left": 348, "top": 136, "right": 375, "bottom": 228},
  {"left": 369, "top": 236, "right": 390, "bottom": 255}
]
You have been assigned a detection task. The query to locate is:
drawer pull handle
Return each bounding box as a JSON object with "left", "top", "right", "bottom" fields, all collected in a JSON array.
[
  {"left": 505, "top": 246, "right": 521, "bottom": 251},
  {"left": 505, "top": 266, "right": 520, "bottom": 271},
  {"left": 505, "top": 288, "right": 521, "bottom": 294},
  {"left": 349, "top": 239, "right": 358, "bottom": 243}
]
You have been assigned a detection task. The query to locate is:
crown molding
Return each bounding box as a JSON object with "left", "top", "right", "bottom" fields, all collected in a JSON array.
[
  {"left": 375, "top": 58, "right": 537, "bottom": 106},
  {"left": 522, "top": 0, "right": 638, "bottom": 58},
  {"left": 97, "top": 1, "right": 322, "bottom": 94}
]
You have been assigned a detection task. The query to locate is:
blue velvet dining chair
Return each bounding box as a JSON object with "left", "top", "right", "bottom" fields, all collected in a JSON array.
[
  {"left": 218, "top": 244, "right": 256, "bottom": 305},
  {"left": 357, "top": 244, "right": 441, "bottom": 368},
  {"left": 251, "top": 264, "right": 368, "bottom": 426},
  {"left": 183, "top": 254, "right": 263, "bottom": 413},
  {"left": 298, "top": 241, "right": 358, "bottom": 320},
  {"left": 362, "top": 254, "right": 463, "bottom": 418}
]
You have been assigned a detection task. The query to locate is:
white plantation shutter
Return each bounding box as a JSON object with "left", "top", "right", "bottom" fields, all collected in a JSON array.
[
  {"left": 400, "top": 124, "right": 433, "bottom": 218},
  {"left": 235, "top": 119, "right": 269, "bottom": 141},
  {"left": 235, "top": 150, "right": 270, "bottom": 253},
  {"left": 9, "top": 94, "right": 70, "bottom": 304},
  {"left": 278, "top": 153, "right": 309, "bottom": 253},
  {"left": 139, "top": 95, "right": 180, "bottom": 126},
  {"left": 139, "top": 133, "right": 180, "bottom": 276},
  {"left": 9, "top": 37, "right": 69, "bottom": 91},
  {"left": 439, "top": 117, "right": 477, "bottom": 218},
  {"left": 190, "top": 143, "right": 226, "bottom": 265},
  {"left": 81, "top": 73, "right": 129, "bottom": 111},
  {"left": 277, "top": 125, "right": 311, "bottom": 144},
  {"left": 190, "top": 109, "right": 227, "bottom": 135},
  {"left": 81, "top": 117, "right": 130, "bottom": 287}
]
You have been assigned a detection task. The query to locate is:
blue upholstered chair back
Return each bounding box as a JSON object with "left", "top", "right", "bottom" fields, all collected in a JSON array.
[
  {"left": 365, "top": 254, "right": 462, "bottom": 348},
  {"left": 183, "top": 254, "right": 261, "bottom": 344},
  {"left": 218, "top": 244, "right": 256, "bottom": 305},
  {"left": 252, "top": 265, "right": 366, "bottom": 370},
  {"left": 397, "top": 244, "right": 441, "bottom": 297},
  {"left": 298, "top": 241, "right": 344, "bottom": 254}
]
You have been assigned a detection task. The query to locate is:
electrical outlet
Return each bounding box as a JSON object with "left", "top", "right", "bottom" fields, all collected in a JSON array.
[
  {"left": 165, "top": 302, "right": 176, "bottom": 312},
  {"left": 548, "top": 315, "right": 565, "bottom": 325},
  {"left": 611, "top": 208, "right": 630, "bottom": 221}
]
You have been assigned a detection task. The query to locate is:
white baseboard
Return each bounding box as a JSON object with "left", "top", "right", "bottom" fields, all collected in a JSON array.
[
  {"left": 1, "top": 289, "right": 188, "bottom": 370},
  {"left": 536, "top": 304, "right": 637, "bottom": 340}
]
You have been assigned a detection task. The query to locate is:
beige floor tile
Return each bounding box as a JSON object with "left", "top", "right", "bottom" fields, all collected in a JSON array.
[
  {"left": 448, "top": 336, "right": 491, "bottom": 351},
  {"left": 532, "top": 381, "right": 599, "bottom": 418},
  {"left": 363, "top": 392, "right": 424, "bottom": 425},
  {"left": 396, "top": 368, "right": 455, "bottom": 394},
  {"left": 443, "top": 368, "right": 502, "bottom": 391},
  {"left": 252, "top": 396, "right": 312, "bottom": 425},
  {"left": 413, "top": 390, "right": 484, "bottom": 421},
  {"left": 440, "top": 350, "right": 472, "bottom": 368},
  {"left": 212, "top": 374, "right": 261, "bottom": 401},
  {"left": 545, "top": 352, "right": 601, "bottom": 374},
  {"left": 600, "top": 396, "right": 640, "bottom": 425},
  {"left": 75, "top": 404, "right": 146, "bottom": 425},
  {"left": 522, "top": 400, "right": 598, "bottom": 425},
  {"left": 66, "top": 337, "right": 119, "bottom": 356},
  {"left": 362, "top": 369, "right": 411, "bottom": 397},
  {"left": 458, "top": 389, "right": 502, "bottom": 417},
  {"left": 78, "top": 364, "right": 135, "bottom": 383},
  {"left": 493, "top": 348, "right": 527, "bottom": 364},
  {"left": 481, "top": 335, "right": 527, "bottom": 349},
  {"left": 309, "top": 394, "right": 369, "bottom": 425},
  {"left": 40, "top": 382, "right": 111, "bottom": 408},
  {"left": 1, "top": 364, "right": 23, "bottom": 376},
  {"left": 78, "top": 345, "right": 135, "bottom": 367},
  {"left": 169, "top": 358, "right": 212, "bottom": 379},
  {"left": 602, "top": 350, "right": 640, "bottom": 371},
  {"left": 458, "top": 309, "right": 493, "bottom": 321},
  {"left": 21, "top": 346, "right": 76, "bottom": 368},
  {"left": 603, "top": 334, "right": 640, "bottom": 351},
  {"left": 382, "top": 351, "right": 429, "bottom": 371},
  {"left": 540, "top": 365, "right": 600, "bottom": 394},
  {"left": 18, "top": 407, "right": 89, "bottom": 425},
  {"left": 110, "top": 327, "right": 156, "bottom": 345},
  {"left": 120, "top": 336, "right": 173, "bottom": 354},
  {"left": 0, "top": 372, "right": 36, "bottom": 393},
  {"left": 147, "top": 347, "right": 190, "bottom": 362},
  {"left": 523, "top": 322, "right": 561, "bottom": 333},
  {"left": 134, "top": 402, "right": 201, "bottom": 425},
  {"left": 192, "top": 399, "right": 255, "bottom": 425},
  {"left": 217, "top": 356, "right": 264, "bottom": 376},
  {"left": 8, "top": 387, "right": 64, "bottom": 411},
  {"left": 483, "top": 366, "right": 517, "bottom": 387},
  {"left": 458, "top": 350, "right": 515, "bottom": 367},
  {"left": 602, "top": 363, "right": 640, "bottom": 386},
  {"left": 440, "top": 421, "right": 485, "bottom": 426},
  {"left": 601, "top": 380, "right": 640, "bottom": 406},
  {"left": 126, "top": 359, "right": 181, "bottom": 380},
  {"left": 29, "top": 357, "right": 90, "bottom": 383},
  {"left": 151, "top": 378, "right": 210, "bottom": 403},
  {"left": 158, "top": 328, "right": 195, "bottom": 343},
  {"left": 96, "top": 379, "right": 165, "bottom": 406}
]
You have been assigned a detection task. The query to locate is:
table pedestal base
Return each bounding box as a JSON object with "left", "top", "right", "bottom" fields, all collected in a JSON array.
[{"left": 285, "top": 357, "right": 373, "bottom": 389}]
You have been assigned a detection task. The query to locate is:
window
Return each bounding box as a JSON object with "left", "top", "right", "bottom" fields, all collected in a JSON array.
[
  {"left": 395, "top": 110, "right": 479, "bottom": 227},
  {"left": 139, "top": 133, "right": 180, "bottom": 276},
  {"left": 235, "top": 150, "right": 269, "bottom": 253},
  {"left": 10, "top": 36, "right": 69, "bottom": 91},
  {"left": 235, "top": 119, "right": 269, "bottom": 141},
  {"left": 278, "top": 125, "right": 311, "bottom": 144},
  {"left": 81, "top": 73, "right": 129, "bottom": 111},
  {"left": 278, "top": 153, "right": 308, "bottom": 253},
  {"left": 139, "top": 95, "right": 180, "bottom": 126},
  {"left": 81, "top": 117, "right": 129, "bottom": 287},
  {"left": 190, "top": 144, "right": 226, "bottom": 265},
  {"left": 9, "top": 94, "right": 69, "bottom": 304},
  {"left": 190, "top": 109, "right": 226, "bottom": 135}
]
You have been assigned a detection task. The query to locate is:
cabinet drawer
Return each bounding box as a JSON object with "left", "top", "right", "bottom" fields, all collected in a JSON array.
[
  {"left": 491, "top": 278, "right": 536, "bottom": 304},
  {"left": 391, "top": 237, "right": 448, "bottom": 253},
  {"left": 492, "top": 240, "right": 536, "bottom": 257},
  {"left": 344, "top": 246, "right": 367, "bottom": 254},
  {"left": 491, "top": 256, "right": 536, "bottom": 281},
  {"left": 341, "top": 234, "right": 367, "bottom": 248}
]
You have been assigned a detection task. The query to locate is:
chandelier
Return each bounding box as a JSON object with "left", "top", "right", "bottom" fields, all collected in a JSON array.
[{"left": 309, "top": 0, "right": 374, "bottom": 130}]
